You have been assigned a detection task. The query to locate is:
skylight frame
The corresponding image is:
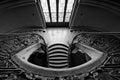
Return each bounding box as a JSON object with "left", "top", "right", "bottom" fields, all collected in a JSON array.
[{"left": 40, "top": 0, "right": 75, "bottom": 23}]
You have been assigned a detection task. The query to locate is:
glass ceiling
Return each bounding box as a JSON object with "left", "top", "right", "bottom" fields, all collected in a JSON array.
[{"left": 40, "top": 0, "right": 75, "bottom": 22}]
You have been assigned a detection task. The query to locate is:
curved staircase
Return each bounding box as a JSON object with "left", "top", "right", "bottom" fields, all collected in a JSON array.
[{"left": 48, "top": 44, "right": 69, "bottom": 69}]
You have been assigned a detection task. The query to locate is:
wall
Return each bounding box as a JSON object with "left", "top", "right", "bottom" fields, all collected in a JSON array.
[
  {"left": 70, "top": 3, "right": 120, "bottom": 32},
  {"left": 0, "top": 2, "right": 45, "bottom": 33}
]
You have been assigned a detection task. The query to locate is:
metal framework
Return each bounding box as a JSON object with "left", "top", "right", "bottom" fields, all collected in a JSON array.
[{"left": 47, "top": 0, "right": 52, "bottom": 22}]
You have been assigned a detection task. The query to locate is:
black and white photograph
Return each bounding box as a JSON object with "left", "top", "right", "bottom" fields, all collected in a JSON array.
[{"left": 0, "top": 0, "right": 120, "bottom": 80}]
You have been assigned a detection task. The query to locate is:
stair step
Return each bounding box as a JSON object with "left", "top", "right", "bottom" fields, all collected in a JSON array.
[
  {"left": 48, "top": 45, "right": 68, "bottom": 51},
  {"left": 49, "top": 57, "right": 68, "bottom": 60},
  {"left": 48, "top": 50, "right": 68, "bottom": 54},
  {"left": 49, "top": 63, "right": 68, "bottom": 67},
  {"left": 48, "top": 44, "right": 69, "bottom": 69},
  {"left": 49, "top": 60, "right": 68, "bottom": 63},
  {"left": 48, "top": 47, "right": 68, "bottom": 52},
  {"left": 49, "top": 53, "right": 68, "bottom": 57}
]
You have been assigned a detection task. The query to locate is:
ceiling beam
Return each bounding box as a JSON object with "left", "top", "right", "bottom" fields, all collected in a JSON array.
[
  {"left": 47, "top": 0, "right": 52, "bottom": 22},
  {"left": 63, "top": 0, "right": 68, "bottom": 22},
  {"left": 56, "top": 0, "right": 59, "bottom": 22}
]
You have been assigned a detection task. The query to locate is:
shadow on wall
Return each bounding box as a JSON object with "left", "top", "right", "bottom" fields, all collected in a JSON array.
[
  {"left": 69, "top": 43, "right": 91, "bottom": 67},
  {"left": 70, "top": 3, "right": 120, "bottom": 32},
  {"left": 0, "top": 1, "right": 45, "bottom": 33},
  {"left": 28, "top": 44, "right": 48, "bottom": 67}
]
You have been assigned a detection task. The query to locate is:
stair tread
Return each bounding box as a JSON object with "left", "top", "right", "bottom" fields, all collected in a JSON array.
[
  {"left": 48, "top": 46, "right": 68, "bottom": 50},
  {"left": 49, "top": 54, "right": 68, "bottom": 57},
  {"left": 48, "top": 44, "right": 69, "bottom": 69},
  {"left": 48, "top": 50, "right": 68, "bottom": 54},
  {"left": 48, "top": 47, "right": 68, "bottom": 52},
  {"left": 49, "top": 63, "right": 68, "bottom": 66},
  {"left": 49, "top": 57, "right": 68, "bottom": 60},
  {"left": 49, "top": 60, "right": 68, "bottom": 63}
]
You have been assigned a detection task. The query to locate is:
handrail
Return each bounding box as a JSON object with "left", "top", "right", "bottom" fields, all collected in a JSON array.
[{"left": 12, "top": 42, "right": 107, "bottom": 77}]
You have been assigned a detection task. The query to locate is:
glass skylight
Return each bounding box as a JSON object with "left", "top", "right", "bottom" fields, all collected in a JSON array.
[
  {"left": 65, "top": 12, "right": 71, "bottom": 22},
  {"left": 59, "top": 0, "right": 65, "bottom": 22},
  {"left": 66, "top": 0, "right": 74, "bottom": 12},
  {"left": 50, "top": 0, "right": 57, "bottom": 22},
  {"left": 40, "top": 0, "right": 75, "bottom": 22},
  {"left": 51, "top": 12, "right": 57, "bottom": 22},
  {"left": 65, "top": 0, "right": 74, "bottom": 22},
  {"left": 40, "top": 0, "right": 50, "bottom": 22},
  {"left": 59, "top": 0, "right": 65, "bottom": 12},
  {"left": 59, "top": 12, "right": 64, "bottom": 22}
]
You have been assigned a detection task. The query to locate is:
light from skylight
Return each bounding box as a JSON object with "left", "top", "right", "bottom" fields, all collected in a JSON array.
[
  {"left": 59, "top": 12, "right": 64, "bottom": 22},
  {"left": 40, "top": 0, "right": 49, "bottom": 12},
  {"left": 44, "top": 12, "right": 50, "bottom": 22},
  {"left": 65, "top": 0, "right": 74, "bottom": 22},
  {"left": 50, "top": 0, "right": 56, "bottom": 22},
  {"left": 65, "top": 12, "right": 71, "bottom": 22},
  {"left": 51, "top": 12, "right": 57, "bottom": 22},
  {"left": 59, "top": 0, "right": 65, "bottom": 22},
  {"left": 50, "top": 0, "right": 56, "bottom": 12},
  {"left": 59, "top": 0, "right": 65, "bottom": 12},
  {"left": 40, "top": 0, "right": 75, "bottom": 22},
  {"left": 40, "top": 0, "right": 50, "bottom": 22},
  {"left": 66, "top": 0, "right": 74, "bottom": 12}
]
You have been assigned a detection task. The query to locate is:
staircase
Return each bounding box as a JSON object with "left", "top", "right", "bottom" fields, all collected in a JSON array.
[{"left": 48, "top": 44, "right": 69, "bottom": 69}]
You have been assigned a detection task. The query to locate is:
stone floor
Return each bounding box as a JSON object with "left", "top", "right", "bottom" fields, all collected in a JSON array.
[{"left": 39, "top": 28, "right": 75, "bottom": 46}]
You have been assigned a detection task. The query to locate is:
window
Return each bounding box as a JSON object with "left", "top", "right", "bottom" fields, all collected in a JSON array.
[{"left": 40, "top": 0, "right": 75, "bottom": 22}]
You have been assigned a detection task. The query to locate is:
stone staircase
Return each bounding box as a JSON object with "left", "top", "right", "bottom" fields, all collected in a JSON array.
[{"left": 48, "top": 44, "right": 69, "bottom": 69}]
